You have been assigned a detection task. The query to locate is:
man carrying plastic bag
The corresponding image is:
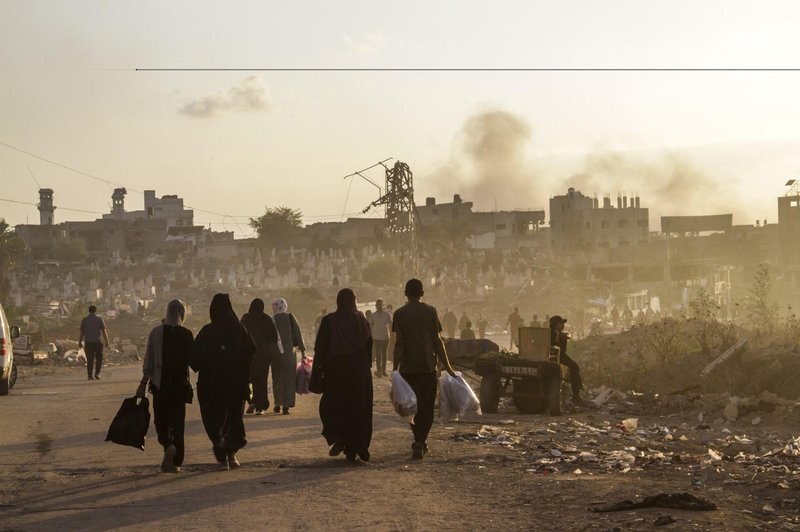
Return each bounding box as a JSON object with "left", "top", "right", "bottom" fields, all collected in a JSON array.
[
  {"left": 392, "top": 278, "right": 457, "bottom": 459},
  {"left": 389, "top": 371, "right": 417, "bottom": 422},
  {"left": 439, "top": 371, "right": 482, "bottom": 421}
]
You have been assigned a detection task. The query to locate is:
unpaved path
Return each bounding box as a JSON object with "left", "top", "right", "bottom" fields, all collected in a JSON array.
[{"left": 0, "top": 364, "right": 793, "bottom": 530}]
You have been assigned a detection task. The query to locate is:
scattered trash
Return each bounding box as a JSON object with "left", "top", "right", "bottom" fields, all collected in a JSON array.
[{"left": 590, "top": 385, "right": 628, "bottom": 406}]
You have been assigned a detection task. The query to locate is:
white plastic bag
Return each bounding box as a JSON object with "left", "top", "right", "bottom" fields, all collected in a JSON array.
[
  {"left": 389, "top": 371, "right": 417, "bottom": 423},
  {"left": 439, "top": 371, "right": 482, "bottom": 421}
]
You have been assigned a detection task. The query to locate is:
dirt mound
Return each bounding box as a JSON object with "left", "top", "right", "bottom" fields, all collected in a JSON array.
[{"left": 574, "top": 320, "right": 800, "bottom": 401}]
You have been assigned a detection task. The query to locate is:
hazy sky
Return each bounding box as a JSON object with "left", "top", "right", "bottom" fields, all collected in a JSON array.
[{"left": 3, "top": 0, "right": 800, "bottom": 236}]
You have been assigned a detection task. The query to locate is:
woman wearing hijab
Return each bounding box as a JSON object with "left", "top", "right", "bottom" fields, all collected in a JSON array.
[
  {"left": 190, "top": 294, "right": 256, "bottom": 470},
  {"left": 241, "top": 298, "right": 279, "bottom": 415},
  {"left": 137, "top": 299, "right": 194, "bottom": 473},
  {"left": 271, "top": 297, "right": 306, "bottom": 415},
  {"left": 314, "top": 288, "right": 373, "bottom": 462}
]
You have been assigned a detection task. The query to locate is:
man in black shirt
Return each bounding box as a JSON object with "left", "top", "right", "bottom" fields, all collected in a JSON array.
[
  {"left": 549, "top": 315, "right": 583, "bottom": 404},
  {"left": 393, "top": 279, "right": 456, "bottom": 459}
]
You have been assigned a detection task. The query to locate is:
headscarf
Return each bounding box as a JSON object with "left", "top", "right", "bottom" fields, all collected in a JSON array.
[
  {"left": 330, "top": 288, "right": 371, "bottom": 355},
  {"left": 210, "top": 293, "right": 239, "bottom": 328},
  {"left": 164, "top": 299, "right": 186, "bottom": 327},
  {"left": 272, "top": 297, "right": 288, "bottom": 314},
  {"left": 242, "top": 297, "right": 279, "bottom": 348},
  {"left": 248, "top": 298, "right": 265, "bottom": 315}
]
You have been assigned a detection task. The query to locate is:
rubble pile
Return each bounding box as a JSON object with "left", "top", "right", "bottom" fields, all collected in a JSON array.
[
  {"left": 450, "top": 417, "right": 800, "bottom": 483},
  {"left": 574, "top": 320, "right": 800, "bottom": 401}
]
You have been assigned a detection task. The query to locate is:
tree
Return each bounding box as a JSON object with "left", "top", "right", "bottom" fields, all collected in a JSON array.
[
  {"left": 361, "top": 256, "right": 403, "bottom": 287},
  {"left": 688, "top": 287, "right": 719, "bottom": 354},
  {"left": 249, "top": 207, "right": 303, "bottom": 250},
  {"left": 0, "top": 219, "right": 29, "bottom": 300},
  {"left": 743, "top": 263, "right": 778, "bottom": 335}
]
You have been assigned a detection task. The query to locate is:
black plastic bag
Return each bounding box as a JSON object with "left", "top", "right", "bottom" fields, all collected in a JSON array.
[{"left": 105, "top": 396, "right": 150, "bottom": 450}]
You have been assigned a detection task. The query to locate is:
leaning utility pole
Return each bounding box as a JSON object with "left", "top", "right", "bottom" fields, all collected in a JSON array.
[{"left": 347, "top": 159, "right": 419, "bottom": 275}]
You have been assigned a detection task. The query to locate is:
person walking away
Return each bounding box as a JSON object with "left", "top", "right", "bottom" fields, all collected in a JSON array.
[
  {"left": 393, "top": 279, "right": 457, "bottom": 459},
  {"left": 271, "top": 297, "right": 306, "bottom": 415},
  {"left": 370, "top": 299, "right": 392, "bottom": 377},
  {"left": 315, "top": 288, "right": 373, "bottom": 462},
  {"left": 549, "top": 315, "right": 583, "bottom": 405},
  {"left": 386, "top": 304, "right": 396, "bottom": 370},
  {"left": 190, "top": 294, "right": 255, "bottom": 469},
  {"left": 441, "top": 308, "right": 457, "bottom": 339},
  {"left": 78, "top": 305, "right": 110, "bottom": 380},
  {"left": 458, "top": 311, "right": 469, "bottom": 332},
  {"left": 241, "top": 298, "right": 279, "bottom": 415},
  {"left": 137, "top": 300, "right": 194, "bottom": 473},
  {"left": 476, "top": 312, "right": 489, "bottom": 339},
  {"left": 506, "top": 307, "right": 524, "bottom": 349}
]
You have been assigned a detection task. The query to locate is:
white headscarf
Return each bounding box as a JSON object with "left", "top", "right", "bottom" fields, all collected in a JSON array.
[
  {"left": 164, "top": 299, "right": 186, "bottom": 327},
  {"left": 272, "top": 297, "right": 288, "bottom": 315}
]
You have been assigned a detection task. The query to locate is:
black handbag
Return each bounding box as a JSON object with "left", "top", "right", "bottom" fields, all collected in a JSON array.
[
  {"left": 105, "top": 396, "right": 151, "bottom": 450},
  {"left": 309, "top": 358, "right": 323, "bottom": 394}
]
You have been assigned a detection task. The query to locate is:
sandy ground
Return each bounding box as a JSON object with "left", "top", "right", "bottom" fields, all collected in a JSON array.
[{"left": 1, "top": 363, "right": 798, "bottom": 531}]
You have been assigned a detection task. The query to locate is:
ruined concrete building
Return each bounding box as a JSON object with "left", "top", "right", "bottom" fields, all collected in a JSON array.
[
  {"left": 103, "top": 188, "right": 194, "bottom": 229},
  {"left": 416, "top": 194, "right": 546, "bottom": 250},
  {"left": 549, "top": 188, "right": 649, "bottom": 255},
  {"left": 778, "top": 179, "right": 800, "bottom": 269},
  {"left": 16, "top": 188, "right": 226, "bottom": 261}
]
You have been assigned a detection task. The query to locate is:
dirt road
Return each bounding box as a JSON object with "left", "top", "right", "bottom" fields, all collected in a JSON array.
[{"left": 0, "top": 364, "right": 794, "bottom": 530}]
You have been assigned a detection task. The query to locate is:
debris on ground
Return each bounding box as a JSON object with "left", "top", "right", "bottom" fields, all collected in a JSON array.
[{"left": 589, "top": 492, "right": 717, "bottom": 512}]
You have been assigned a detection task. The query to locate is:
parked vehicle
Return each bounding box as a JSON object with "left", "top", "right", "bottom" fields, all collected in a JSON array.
[
  {"left": 0, "top": 301, "right": 20, "bottom": 395},
  {"left": 445, "top": 327, "right": 569, "bottom": 416}
]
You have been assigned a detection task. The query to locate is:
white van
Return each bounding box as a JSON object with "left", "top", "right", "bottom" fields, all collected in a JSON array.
[{"left": 0, "top": 301, "right": 20, "bottom": 395}]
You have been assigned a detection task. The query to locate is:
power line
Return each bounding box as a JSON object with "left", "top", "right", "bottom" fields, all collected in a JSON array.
[
  {"left": 0, "top": 197, "right": 104, "bottom": 215},
  {"left": 0, "top": 141, "right": 139, "bottom": 192},
  {"left": 27, "top": 167, "right": 41, "bottom": 189},
  {"left": 137, "top": 67, "right": 800, "bottom": 72},
  {"left": 1, "top": 141, "right": 381, "bottom": 232}
]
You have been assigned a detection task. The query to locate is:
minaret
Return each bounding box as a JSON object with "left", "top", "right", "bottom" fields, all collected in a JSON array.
[
  {"left": 38, "top": 188, "right": 55, "bottom": 225},
  {"left": 111, "top": 187, "right": 127, "bottom": 214}
]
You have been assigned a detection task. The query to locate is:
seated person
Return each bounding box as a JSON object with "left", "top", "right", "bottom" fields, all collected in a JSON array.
[{"left": 460, "top": 321, "right": 476, "bottom": 340}]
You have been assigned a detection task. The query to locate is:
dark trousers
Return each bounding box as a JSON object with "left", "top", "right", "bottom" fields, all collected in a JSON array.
[
  {"left": 199, "top": 396, "right": 247, "bottom": 453},
  {"left": 373, "top": 340, "right": 388, "bottom": 374},
  {"left": 560, "top": 353, "right": 583, "bottom": 399},
  {"left": 152, "top": 390, "right": 186, "bottom": 466},
  {"left": 84, "top": 342, "right": 103, "bottom": 377},
  {"left": 400, "top": 372, "right": 437, "bottom": 444}
]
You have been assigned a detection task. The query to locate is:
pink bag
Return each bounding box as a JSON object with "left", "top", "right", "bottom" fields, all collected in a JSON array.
[{"left": 296, "top": 357, "right": 313, "bottom": 394}]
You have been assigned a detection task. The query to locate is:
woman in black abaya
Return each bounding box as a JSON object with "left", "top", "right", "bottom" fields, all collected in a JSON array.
[
  {"left": 241, "top": 298, "right": 279, "bottom": 415},
  {"left": 314, "top": 288, "right": 373, "bottom": 462},
  {"left": 190, "top": 293, "right": 256, "bottom": 469}
]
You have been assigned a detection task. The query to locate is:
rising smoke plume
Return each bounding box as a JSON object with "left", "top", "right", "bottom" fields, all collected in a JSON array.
[
  {"left": 432, "top": 109, "right": 743, "bottom": 222},
  {"left": 431, "top": 110, "right": 546, "bottom": 210},
  {"left": 178, "top": 75, "right": 272, "bottom": 118},
  {"left": 565, "top": 149, "right": 741, "bottom": 219}
]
